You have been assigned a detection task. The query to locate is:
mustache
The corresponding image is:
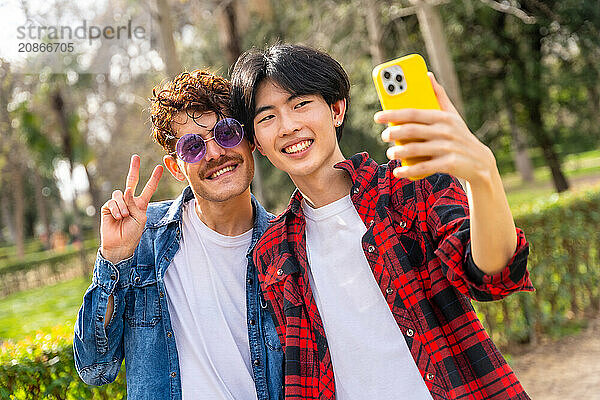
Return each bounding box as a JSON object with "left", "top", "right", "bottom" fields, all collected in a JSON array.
[{"left": 200, "top": 155, "right": 244, "bottom": 178}]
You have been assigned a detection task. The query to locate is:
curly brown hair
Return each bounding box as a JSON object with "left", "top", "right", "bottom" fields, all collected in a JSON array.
[{"left": 149, "top": 69, "right": 232, "bottom": 155}]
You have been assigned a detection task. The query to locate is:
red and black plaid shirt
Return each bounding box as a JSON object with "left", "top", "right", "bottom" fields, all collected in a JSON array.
[{"left": 254, "top": 153, "right": 533, "bottom": 400}]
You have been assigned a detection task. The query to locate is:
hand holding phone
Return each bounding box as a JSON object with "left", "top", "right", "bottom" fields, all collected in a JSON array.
[{"left": 372, "top": 54, "right": 440, "bottom": 180}]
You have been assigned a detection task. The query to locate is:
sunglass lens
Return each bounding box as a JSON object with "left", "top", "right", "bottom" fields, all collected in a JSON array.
[
  {"left": 214, "top": 118, "right": 244, "bottom": 148},
  {"left": 176, "top": 134, "right": 205, "bottom": 163}
]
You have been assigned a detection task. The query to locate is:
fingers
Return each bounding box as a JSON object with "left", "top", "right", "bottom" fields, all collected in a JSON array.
[
  {"left": 375, "top": 108, "right": 446, "bottom": 126},
  {"left": 112, "top": 190, "right": 130, "bottom": 218},
  {"left": 138, "top": 165, "right": 164, "bottom": 207},
  {"left": 391, "top": 155, "right": 453, "bottom": 179},
  {"left": 102, "top": 199, "right": 124, "bottom": 220},
  {"left": 125, "top": 154, "right": 141, "bottom": 193},
  {"left": 428, "top": 72, "right": 458, "bottom": 115},
  {"left": 386, "top": 140, "right": 449, "bottom": 161},
  {"left": 381, "top": 122, "right": 453, "bottom": 143}
]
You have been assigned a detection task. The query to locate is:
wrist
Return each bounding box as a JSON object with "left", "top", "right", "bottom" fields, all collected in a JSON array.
[
  {"left": 100, "top": 246, "right": 134, "bottom": 265},
  {"left": 467, "top": 147, "right": 501, "bottom": 191}
]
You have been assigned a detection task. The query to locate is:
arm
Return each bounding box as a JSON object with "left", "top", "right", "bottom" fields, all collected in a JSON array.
[
  {"left": 73, "top": 253, "right": 134, "bottom": 385},
  {"left": 73, "top": 155, "right": 163, "bottom": 385},
  {"left": 377, "top": 73, "right": 519, "bottom": 276}
]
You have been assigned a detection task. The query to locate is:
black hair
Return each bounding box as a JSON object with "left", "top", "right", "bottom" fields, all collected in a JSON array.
[{"left": 231, "top": 43, "right": 351, "bottom": 143}]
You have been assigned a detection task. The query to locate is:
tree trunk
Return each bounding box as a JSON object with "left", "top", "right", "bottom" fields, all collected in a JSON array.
[
  {"left": 51, "top": 89, "right": 88, "bottom": 271},
  {"left": 222, "top": 0, "right": 242, "bottom": 68},
  {"left": 32, "top": 170, "right": 52, "bottom": 248},
  {"left": 84, "top": 164, "right": 102, "bottom": 236},
  {"left": 217, "top": 0, "right": 266, "bottom": 204},
  {"left": 524, "top": 27, "right": 569, "bottom": 192},
  {"left": 156, "top": 0, "right": 182, "bottom": 77},
  {"left": 0, "top": 180, "right": 14, "bottom": 243},
  {"left": 11, "top": 163, "right": 25, "bottom": 259},
  {"left": 506, "top": 101, "right": 535, "bottom": 183},
  {"left": 363, "top": 0, "right": 385, "bottom": 65},
  {"left": 408, "top": 0, "right": 465, "bottom": 116}
]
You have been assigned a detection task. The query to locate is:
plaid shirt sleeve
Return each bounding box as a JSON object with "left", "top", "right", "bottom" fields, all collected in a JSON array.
[{"left": 417, "top": 172, "right": 533, "bottom": 301}]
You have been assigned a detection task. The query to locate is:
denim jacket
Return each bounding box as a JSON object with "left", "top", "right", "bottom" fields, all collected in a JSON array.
[{"left": 74, "top": 187, "right": 284, "bottom": 400}]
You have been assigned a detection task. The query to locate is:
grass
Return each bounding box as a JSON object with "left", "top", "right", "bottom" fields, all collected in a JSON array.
[
  {"left": 0, "top": 277, "right": 90, "bottom": 341},
  {"left": 502, "top": 148, "right": 600, "bottom": 208}
]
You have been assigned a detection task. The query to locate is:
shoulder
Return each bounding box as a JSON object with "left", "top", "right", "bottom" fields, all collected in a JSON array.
[{"left": 146, "top": 199, "right": 176, "bottom": 225}]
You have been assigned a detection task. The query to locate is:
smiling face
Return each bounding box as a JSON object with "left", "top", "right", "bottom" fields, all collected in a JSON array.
[
  {"left": 164, "top": 110, "right": 255, "bottom": 203},
  {"left": 253, "top": 79, "right": 346, "bottom": 182}
]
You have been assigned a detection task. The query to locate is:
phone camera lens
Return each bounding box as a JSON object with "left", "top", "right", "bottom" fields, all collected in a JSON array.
[
  {"left": 388, "top": 84, "right": 395, "bottom": 92},
  {"left": 399, "top": 85, "right": 404, "bottom": 90},
  {"left": 383, "top": 71, "right": 391, "bottom": 79},
  {"left": 396, "top": 74, "right": 403, "bottom": 83}
]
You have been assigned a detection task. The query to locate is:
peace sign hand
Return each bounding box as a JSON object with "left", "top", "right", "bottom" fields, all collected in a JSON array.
[{"left": 100, "top": 155, "right": 164, "bottom": 264}]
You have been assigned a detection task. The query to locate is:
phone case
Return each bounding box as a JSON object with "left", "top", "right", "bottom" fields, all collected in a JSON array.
[{"left": 372, "top": 54, "right": 440, "bottom": 180}]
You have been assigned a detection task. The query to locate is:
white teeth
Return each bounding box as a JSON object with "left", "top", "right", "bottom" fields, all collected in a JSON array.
[
  {"left": 209, "top": 165, "right": 235, "bottom": 179},
  {"left": 284, "top": 140, "right": 312, "bottom": 154}
]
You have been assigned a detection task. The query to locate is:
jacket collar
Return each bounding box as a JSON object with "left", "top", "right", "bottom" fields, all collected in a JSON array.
[
  {"left": 149, "top": 186, "right": 272, "bottom": 247},
  {"left": 148, "top": 186, "right": 194, "bottom": 228}
]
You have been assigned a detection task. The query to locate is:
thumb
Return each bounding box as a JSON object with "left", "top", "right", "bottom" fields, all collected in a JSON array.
[{"left": 428, "top": 72, "right": 458, "bottom": 114}]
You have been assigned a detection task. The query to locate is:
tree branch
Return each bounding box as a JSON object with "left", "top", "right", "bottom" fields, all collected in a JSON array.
[{"left": 478, "top": 0, "right": 536, "bottom": 24}]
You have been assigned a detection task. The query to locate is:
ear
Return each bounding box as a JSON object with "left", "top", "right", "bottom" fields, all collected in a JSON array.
[
  {"left": 253, "top": 138, "right": 266, "bottom": 156},
  {"left": 330, "top": 98, "right": 347, "bottom": 127},
  {"left": 163, "top": 155, "right": 187, "bottom": 182}
]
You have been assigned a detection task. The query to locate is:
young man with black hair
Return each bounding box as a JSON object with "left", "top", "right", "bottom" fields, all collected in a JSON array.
[
  {"left": 74, "top": 70, "right": 283, "bottom": 400},
  {"left": 231, "top": 44, "right": 532, "bottom": 399}
]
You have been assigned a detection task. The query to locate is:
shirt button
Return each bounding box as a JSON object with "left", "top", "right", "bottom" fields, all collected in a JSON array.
[
  {"left": 253, "top": 359, "right": 260, "bottom": 366},
  {"left": 170, "top": 372, "right": 177, "bottom": 378},
  {"left": 249, "top": 319, "right": 256, "bottom": 326},
  {"left": 368, "top": 220, "right": 374, "bottom": 227},
  {"left": 159, "top": 291, "right": 164, "bottom": 298},
  {"left": 247, "top": 278, "right": 253, "bottom": 284},
  {"left": 352, "top": 187, "right": 359, "bottom": 194},
  {"left": 386, "top": 287, "right": 394, "bottom": 295},
  {"left": 406, "top": 328, "right": 414, "bottom": 337},
  {"left": 276, "top": 269, "right": 284, "bottom": 276},
  {"left": 110, "top": 274, "right": 117, "bottom": 281},
  {"left": 367, "top": 245, "right": 375, "bottom": 253},
  {"left": 399, "top": 220, "right": 407, "bottom": 228},
  {"left": 167, "top": 331, "right": 172, "bottom": 338},
  {"left": 426, "top": 373, "right": 435, "bottom": 381},
  {"left": 97, "top": 315, "right": 104, "bottom": 322}
]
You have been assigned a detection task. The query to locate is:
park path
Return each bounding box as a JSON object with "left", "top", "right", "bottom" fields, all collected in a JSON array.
[{"left": 510, "top": 316, "right": 600, "bottom": 399}]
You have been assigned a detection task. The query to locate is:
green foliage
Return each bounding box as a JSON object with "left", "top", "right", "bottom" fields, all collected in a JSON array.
[
  {"left": 474, "top": 184, "right": 600, "bottom": 348},
  {"left": 0, "top": 324, "right": 126, "bottom": 399},
  {"left": 0, "top": 240, "right": 98, "bottom": 276}
]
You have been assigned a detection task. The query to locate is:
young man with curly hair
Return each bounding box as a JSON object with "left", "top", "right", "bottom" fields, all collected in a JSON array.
[
  {"left": 74, "top": 70, "right": 283, "bottom": 400},
  {"left": 231, "top": 44, "right": 532, "bottom": 399}
]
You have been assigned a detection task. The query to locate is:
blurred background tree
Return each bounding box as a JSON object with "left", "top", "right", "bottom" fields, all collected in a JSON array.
[{"left": 0, "top": 0, "right": 598, "bottom": 246}]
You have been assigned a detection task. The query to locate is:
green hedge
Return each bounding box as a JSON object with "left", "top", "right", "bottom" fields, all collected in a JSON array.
[
  {"left": 0, "top": 323, "right": 126, "bottom": 399},
  {"left": 0, "top": 240, "right": 98, "bottom": 276},
  {"left": 474, "top": 184, "right": 600, "bottom": 347}
]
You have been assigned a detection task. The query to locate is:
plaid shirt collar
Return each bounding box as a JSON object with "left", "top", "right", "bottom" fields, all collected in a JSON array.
[
  {"left": 264, "top": 152, "right": 377, "bottom": 286},
  {"left": 272, "top": 151, "right": 374, "bottom": 222}
]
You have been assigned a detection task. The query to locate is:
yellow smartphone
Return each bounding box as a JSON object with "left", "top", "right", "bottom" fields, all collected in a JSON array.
[{"left": 372, "top": 54, "right": 440, "bottom": 180}]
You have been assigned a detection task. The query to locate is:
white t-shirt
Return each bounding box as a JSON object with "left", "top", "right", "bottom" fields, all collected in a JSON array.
[
  {"left": 164, "top": 199, "right": 257, "bottom": 400},
  {"left": 302, "top": 195, "right": 433, "bottom": 400}
]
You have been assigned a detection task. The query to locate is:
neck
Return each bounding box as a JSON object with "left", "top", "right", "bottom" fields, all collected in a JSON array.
[
  {"left": 291, "top": 149, "right": 352, "bottom": 209},
  {"left": 193, "top": 189, "right": 254, "bottom": 236}
]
